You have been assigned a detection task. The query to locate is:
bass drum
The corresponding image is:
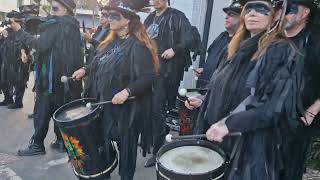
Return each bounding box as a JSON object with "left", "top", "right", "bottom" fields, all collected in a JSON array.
[
  {"left": 53, "top": 98, "right": 118, "bottom": 179},
  {"left": 156, "top": 139, "right": 226, "bottom": 180}
]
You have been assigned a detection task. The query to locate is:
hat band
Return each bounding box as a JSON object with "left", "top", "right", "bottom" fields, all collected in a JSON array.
[{"left": 118, "top": 3, "right": 135, "bottom": 13}]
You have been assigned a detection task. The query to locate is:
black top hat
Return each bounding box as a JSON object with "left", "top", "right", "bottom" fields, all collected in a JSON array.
[
  {"left": 223, "top": 1, "right": 242, "bottom": 14},
  {"left": 55, "top": 0, "right": 76, "bottom": 14},
  {"left": 239, "top": 0, "right": 272, "bottom": 6},
  {"left": 105, "top": 0, "right": 149, "bottom": 19}
]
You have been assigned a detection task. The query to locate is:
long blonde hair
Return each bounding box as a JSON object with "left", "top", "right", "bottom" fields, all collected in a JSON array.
[
  {"left": 98, "top": 18, "right": 160, "bottom": 74},
  {"left": 227, "top": 1, "right": 276, "bottom": 59}
]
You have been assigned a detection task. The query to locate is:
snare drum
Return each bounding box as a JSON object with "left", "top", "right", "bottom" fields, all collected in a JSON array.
[
  {"left": 156, "top": 140, "right": 226, "bottom": 180},
  {"left": 53, "top": 98, "right": 118, "bottom": 179}
]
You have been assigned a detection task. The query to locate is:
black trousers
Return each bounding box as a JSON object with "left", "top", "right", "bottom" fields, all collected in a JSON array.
[
  {"left": 14, "top": 85, "right": 26, "bottom": 105},
  {"left": 32, "top": 94, "right": 61, "bottom": 145},
  {"left": 1, "top": 84, "right": 13, "bottom": 102},
  {"left": 152, "top": 76, "right": 178, "bottom": 154}
]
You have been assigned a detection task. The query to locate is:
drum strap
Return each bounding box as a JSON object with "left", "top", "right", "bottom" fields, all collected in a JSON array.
[{"left": 227, "top": 137, "right": 244, "bottom": 180}]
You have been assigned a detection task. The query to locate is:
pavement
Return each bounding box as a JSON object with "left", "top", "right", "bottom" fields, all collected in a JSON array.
[{"left": 0, "top": 75, "right": 156, "bottom": 180}]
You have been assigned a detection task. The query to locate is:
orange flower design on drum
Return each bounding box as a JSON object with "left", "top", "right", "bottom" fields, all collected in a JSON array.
[{"left": 62, "top": 134, "right": 86, "bottom": 173}]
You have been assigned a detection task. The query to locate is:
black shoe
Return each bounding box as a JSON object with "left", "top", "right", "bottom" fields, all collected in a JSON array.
[
  {"left": 0, "top": 100, "right": 14, "bottom": 106},
  {"left": 50, "top": 139, "right": 66, "bottom": 153},
  {"left": 7, "top": 103, "right": 23, "bottom": 109},
  {"left": 121, "top": 175, "right": 134, "bottom": 180},
  {"left": 17, "top": 141, "right": 46, "bottom": 156},
  {"left": 28, "top": 113, "right": 34, "bottom": 119},
  {"left": 144, "top": 155, "right": 156, "bottom": 168}
]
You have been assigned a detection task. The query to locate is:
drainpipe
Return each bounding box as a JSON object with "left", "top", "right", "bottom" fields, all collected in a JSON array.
[{"left": 199, "top": 0, "right": 214, "bottom": 68}]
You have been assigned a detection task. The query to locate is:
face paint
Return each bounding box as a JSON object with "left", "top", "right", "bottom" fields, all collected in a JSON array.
[
  {"left": 286, "top": 3, "right": 299, "bottom": 15},
  {"left": 245, "top": 2, "right": 271, "bottom": 16},
  {"left": 108, "top": 12, "right": 122, "bottom": 22},
  {"left": 51, "top": 6, "right": 60, "bottom": 12},
  {"left": 101, "top": 13, "right": 109, "bottom": 18}
]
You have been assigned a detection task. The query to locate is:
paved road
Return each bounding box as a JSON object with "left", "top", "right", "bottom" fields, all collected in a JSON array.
[{"left": 0, "top": 75, "right": 155, "bottom": 180}]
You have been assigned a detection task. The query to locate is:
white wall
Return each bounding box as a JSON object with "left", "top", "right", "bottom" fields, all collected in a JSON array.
[{"left": 0, "top": 0, "right": 19, "bottom": 13}]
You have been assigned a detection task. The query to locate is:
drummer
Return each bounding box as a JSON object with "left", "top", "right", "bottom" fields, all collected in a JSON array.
[
  {"left": 72, "top": 0, "right": 159, "bottom": 179},
  {"left": 185, "top": 0, "right": 274, "bottom": 135},
  {"left": 185, "top": 0, "right": 300, "bottom": 179},
  {"left": 205, "top": 0, "right": 304, "bottom": 179}
]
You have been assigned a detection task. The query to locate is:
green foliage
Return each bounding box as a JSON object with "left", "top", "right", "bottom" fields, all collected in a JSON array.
[{"left": 307, "top": 138, "right": 320, "bottom": 170}]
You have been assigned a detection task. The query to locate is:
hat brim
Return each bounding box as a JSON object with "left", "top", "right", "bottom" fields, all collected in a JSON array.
[
  {"left": 292, "top": 1, "right": 317, "bottom": 11},
  {"left": 223, "top": 7, "right": 242, "bottom": 14},
  {"left": 105, "top": 6, "right": 139, "bottom": 19},
  {"left": 239, "top": 0, "right": 272, "bottom": 6}
]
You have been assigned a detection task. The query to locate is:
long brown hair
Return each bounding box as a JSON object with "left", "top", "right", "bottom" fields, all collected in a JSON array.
[
  {"left": 227, "top": 1, "right": 276, "bottom": 59},
  {"left": 98, "top": 17, "right": 160, "bottom": 74}
]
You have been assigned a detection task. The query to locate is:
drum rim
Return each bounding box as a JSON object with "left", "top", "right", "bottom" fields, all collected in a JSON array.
[
  {"left": 53, "top": 98, "right": 101, "bottom": 124},
  {"left": 156, "top": 139, "right": 226, "bottom": 176}
]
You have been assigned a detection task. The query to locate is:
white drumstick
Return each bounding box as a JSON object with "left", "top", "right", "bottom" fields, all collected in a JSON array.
[
  {"left": 86, "top": 96, "right": 136, "bottom": 108},
  {"left": 178, "top": 88, "right": 187, "bottom": 97},
  {"left": 61, "top": 76, "right": 73, "bottom": 83}
]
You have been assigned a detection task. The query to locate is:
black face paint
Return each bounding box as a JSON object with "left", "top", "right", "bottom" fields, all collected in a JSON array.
[
  {"left": 108, "top": 12, "right": 122, "bottom": 21},
  {"left": 101, "top": 13, "right": 109, "bottom": 18},
  {"left": 286, "top": 3, "right": 299, "bottom": 15},
  {"left": 245, "top": 2, "right": 271, "bottom": 16},
  {"left": 51, "top": 6, "right": 60, "bottom": 12}
]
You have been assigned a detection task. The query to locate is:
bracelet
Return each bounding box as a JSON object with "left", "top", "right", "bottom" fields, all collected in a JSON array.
[
  {"left": 306, "top": 110, "right": 316, "bottom": 117},
  {"left": 306, "top": 111, "right": 316, "bottom": 118},
  {"left": 125, "top": 88, "right": 132, "bottom": 97}
]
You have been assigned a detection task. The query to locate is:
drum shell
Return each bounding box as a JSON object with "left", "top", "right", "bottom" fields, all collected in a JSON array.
[
  {"left": 156, "top": 140, "right": 226, "bottom": 180},
  {"left": 53, "top": 98, "right": 117, "bottom": 179}
]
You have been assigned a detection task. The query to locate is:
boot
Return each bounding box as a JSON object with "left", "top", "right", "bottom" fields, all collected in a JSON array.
[
  {"left": 121, "top": 175, "right": 134, "bottom": 180},
  {"left": 0, "top": 99, "right": 14, "bottom": 106},
  {"left": 28, "top": 113, "right": 34, "bottom": 119},
  {"left": 50, "top": 138, "right": 66, "bottom": 153},
  {"left": 7, "top": 103, "right": 23, "bottom": 109},
  {"left": 17, "top": 139, "right": 46, "bottom": 156}
]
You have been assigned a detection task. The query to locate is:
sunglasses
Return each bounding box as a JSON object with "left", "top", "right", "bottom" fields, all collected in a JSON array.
[
  {"left": 245, "top": 2, "right": 271, "bottom": 16},
  {"left": 51, "top": 6, "right": 60, "bottom": 12},
  {"left": 226, "top": 11, "right": 239, "bottom": 17},
  {"left": 286, "top": 3, "right": 299, "bottom": 15},
  {"left": 108, "top": 12, "right": 122, "bottom": 22}
]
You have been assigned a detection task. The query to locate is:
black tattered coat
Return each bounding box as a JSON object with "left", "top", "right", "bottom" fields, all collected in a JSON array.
[
  {"left": 85, "top": 36, "right": 156, "bottom": 177},
  {"left": 223, "top": 41, "right": 302, "bottom": 180},
  {"left": 15, "top": 16, "right": 83, "bottom": 106}
]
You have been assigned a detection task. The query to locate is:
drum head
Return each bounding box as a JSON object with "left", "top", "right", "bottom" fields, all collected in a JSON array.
[
  {"left": 157, "top": 140, "right": 226, "bottom": 176},
  {"left": 53, "top": 98, "right": 101, "bottom": 127}
]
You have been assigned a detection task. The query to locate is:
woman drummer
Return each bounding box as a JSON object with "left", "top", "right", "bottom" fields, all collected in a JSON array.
[
  {"left": 206, "top": 0, "right": 304, "bottom": 179},
  {"left": 186, "top": 0, "right": 276, "bottom": 151},
  {"left": 72, "top": 0, "right": 159, "bottom": 179}
]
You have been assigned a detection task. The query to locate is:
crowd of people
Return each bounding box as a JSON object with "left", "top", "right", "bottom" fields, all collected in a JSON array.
[{"left": 0, "top": 0, "right": 319, "bottom": 180}]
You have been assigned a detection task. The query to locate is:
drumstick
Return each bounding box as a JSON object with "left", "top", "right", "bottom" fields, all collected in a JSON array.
[
  {"left": 165, "top": 132, "right": 242, "bottom": 142},
  {"left": 190, "top": 66, "right": 203, "bottom": 75},
  {"left": 61, "top": 76, "right": 74, "bottom": 83},
  {"left": 194, "top": 77, "right": 210, "bottom": 83},
  {"left": 178, "top": 88, "right": 190, "bottom": 104},
  {"left": 86, "top": 96, "right": 135, "bottom": 108}
]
